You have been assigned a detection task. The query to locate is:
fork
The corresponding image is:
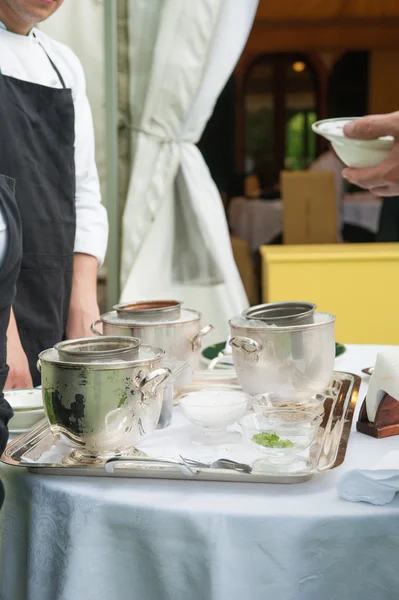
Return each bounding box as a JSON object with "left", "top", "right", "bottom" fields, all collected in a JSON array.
[{"left": 180, "top": 455, "right": 252, "bottom": 474}]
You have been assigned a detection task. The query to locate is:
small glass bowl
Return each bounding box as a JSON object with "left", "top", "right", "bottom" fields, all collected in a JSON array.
[
  {"left": 239, "top": 411, "right": 322, "bottom": 471},
  {"left": 252, "top": 391, "right": 324, "bottom": 418},
  {"left": 179, "top": 390, "right": 250, "bottom": 445}
]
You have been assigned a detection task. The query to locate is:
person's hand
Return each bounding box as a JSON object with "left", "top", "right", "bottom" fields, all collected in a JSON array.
[
  {"left": 342, "top": 112, "right": 399, "bottom": 197},
  {"left": 5, "top": 309, "right": 33, "bottom": 389}
]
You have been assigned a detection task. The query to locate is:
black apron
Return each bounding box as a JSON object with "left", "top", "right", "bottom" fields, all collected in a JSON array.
[
  {"left": 0, "top": 42, "right": 76, "bottom": 387},
  {"left": 0, "top": 175, "right": 23, "bottom": 509}
]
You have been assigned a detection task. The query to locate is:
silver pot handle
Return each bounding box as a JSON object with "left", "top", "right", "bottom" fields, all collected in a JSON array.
[
  {"left": 135, "top": 368, "right": 171, "bottom": 395},
  {"left": 90, "top": 320, "right": 103, "bottom": 336},
  {"left": 229, "top": 336, "right": 263, "bottom": 354},
  {"left": 167, "top": 362, "right": 190, "bottom": 384},
  {"left": 36, "top": 359, "right": 41, "bottom": 373},
  {"left": 191, "top": 324, "right": 214, "bottom": 352},
  {"left": 104, "top": 456, "right": 196, "bottom": 476}
]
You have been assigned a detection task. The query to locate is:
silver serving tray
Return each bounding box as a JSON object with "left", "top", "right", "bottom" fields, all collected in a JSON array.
[{"left": 1, "top": 372, "right": 360, "bottom": 484}]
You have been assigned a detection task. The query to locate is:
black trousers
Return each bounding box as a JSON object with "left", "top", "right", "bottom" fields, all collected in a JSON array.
[{"left": 376, "top": 197, "right": 399, "bottom": 242}]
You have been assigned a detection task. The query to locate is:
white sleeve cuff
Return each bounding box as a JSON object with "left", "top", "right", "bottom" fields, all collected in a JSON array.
[{"left": 74, "top": 203, "right": 109, "bottom": 266}]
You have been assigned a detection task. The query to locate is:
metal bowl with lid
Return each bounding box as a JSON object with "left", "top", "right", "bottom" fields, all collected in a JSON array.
[
  {"left": 37, "top": 344, "right": 170, "bottom": 462},
  {"left": 91, "top": 302, "right": 213, "bottom": 384},
  {"left": 54, "top": 336, "right": 141, "bottom": 363},
  {"left": 229, "top": 312, "right": 335, "bottom": 397},
  {"left": 242, "top": 302, "right": 316, "bottom": 326}
]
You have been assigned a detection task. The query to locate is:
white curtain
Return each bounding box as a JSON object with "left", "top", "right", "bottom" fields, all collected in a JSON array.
[{"left": 121, "top": 0, "right": 258, "bottom": 341}]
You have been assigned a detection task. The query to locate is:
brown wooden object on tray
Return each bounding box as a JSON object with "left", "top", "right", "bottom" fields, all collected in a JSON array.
[{"left": 357, "top": 393, "right": 399, "bottom": 438}]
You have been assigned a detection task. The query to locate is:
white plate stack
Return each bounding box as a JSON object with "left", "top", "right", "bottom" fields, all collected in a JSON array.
[{"left": 5, "top": 389, "right": 45, "bottom": 434}]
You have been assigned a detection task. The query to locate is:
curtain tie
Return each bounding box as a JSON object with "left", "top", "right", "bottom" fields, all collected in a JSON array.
[{"left": 130, "top": 125, "right": 197, "bottom": 145}]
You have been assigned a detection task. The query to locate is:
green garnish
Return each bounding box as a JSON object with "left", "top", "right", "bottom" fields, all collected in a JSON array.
[{"left": 252, "top": 432, "right": 294, "bottom": 448}]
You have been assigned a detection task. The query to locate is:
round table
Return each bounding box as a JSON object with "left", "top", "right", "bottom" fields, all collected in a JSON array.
[{"left": 1, "top": 345, "right": 399, "bottom": 600}]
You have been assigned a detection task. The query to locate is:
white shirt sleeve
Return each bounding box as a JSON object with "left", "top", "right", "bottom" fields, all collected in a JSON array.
[{"left": 71, "top": 55, "right": 108, "bottom": 266}]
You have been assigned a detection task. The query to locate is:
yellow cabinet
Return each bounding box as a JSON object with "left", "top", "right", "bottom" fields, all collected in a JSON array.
[{"left": 260, "top": 243, "right": 399, "bottom": 344}]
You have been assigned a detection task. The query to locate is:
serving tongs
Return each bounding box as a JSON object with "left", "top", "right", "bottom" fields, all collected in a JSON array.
[{"left": 180, "top": 455, "right": 252, "bottom": 474}]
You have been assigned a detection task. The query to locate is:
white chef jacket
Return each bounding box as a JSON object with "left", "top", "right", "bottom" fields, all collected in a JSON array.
[{"left": 0, "top": 22, "right": 108, "bottom": 265}]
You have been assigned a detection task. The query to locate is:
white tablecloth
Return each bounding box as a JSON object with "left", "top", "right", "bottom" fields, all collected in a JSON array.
[
  {"left": 228, "top": 197, "right": 382, "bottom": 252},
  {"left": 1, "top": 345, "right": 399, "bottom": 600}
]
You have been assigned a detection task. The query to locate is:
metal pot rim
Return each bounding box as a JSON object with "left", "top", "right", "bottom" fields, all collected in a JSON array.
[
  {"left": 98, "top": 309, "right": 202, "bottom": 328},
  {"left": 113, "top": 300, "right": 182, "bottom": 322},
  {"left": 39, "top": 344, "right": 165, "bottom": 370},
  {"left": 54, "top": 336, "right": 141, "bottom": 362},
  {"left": 242, "top": 301, "right": 316, "bottom": 322},
  {"left": 229, "top": 312, "right": 335, "bottom": 333}
]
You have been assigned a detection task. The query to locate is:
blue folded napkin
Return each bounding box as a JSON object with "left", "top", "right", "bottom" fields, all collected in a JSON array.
[{"left": 338, "top": 452, "right": 399, "bottom": 506}]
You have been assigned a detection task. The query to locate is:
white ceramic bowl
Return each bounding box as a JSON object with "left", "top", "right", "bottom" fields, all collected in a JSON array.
[
  {"left": 5, "top": 389, "right": 44, "bottom": 432},
  {"left": 8, "top": 408, "right": 45, "bottom": 432},
  {"left": 312, "top": 118, "right": 394, "bottom": 168},
  {"left": 179, "top": 390, "right": 250, "bottom": 429},
  {"left": 5, "top": 388, "right": 43, "bottom": 411}
]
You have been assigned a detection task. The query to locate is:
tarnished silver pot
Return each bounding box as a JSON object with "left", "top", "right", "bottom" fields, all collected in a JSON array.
[
  {"left": 91, "top": 307, "right": 213, "bottom": 379},
  {"left": 229, "top": 313, "right": 335, "bottom": 396},
  {"left": 37, "top": 344, "right": 170, "bottom": 459}
]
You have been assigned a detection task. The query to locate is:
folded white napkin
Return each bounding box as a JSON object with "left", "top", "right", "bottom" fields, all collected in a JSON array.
[
  {"left": 338, "top": 451, "right": 399, "bottom": 505},
  {"left": 366, "top": 348, "right": 399, "bottom": 422}
]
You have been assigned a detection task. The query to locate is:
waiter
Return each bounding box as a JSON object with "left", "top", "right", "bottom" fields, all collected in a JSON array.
[{"left": 0, "top": 0, "right": 109, "bottom": 388}]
